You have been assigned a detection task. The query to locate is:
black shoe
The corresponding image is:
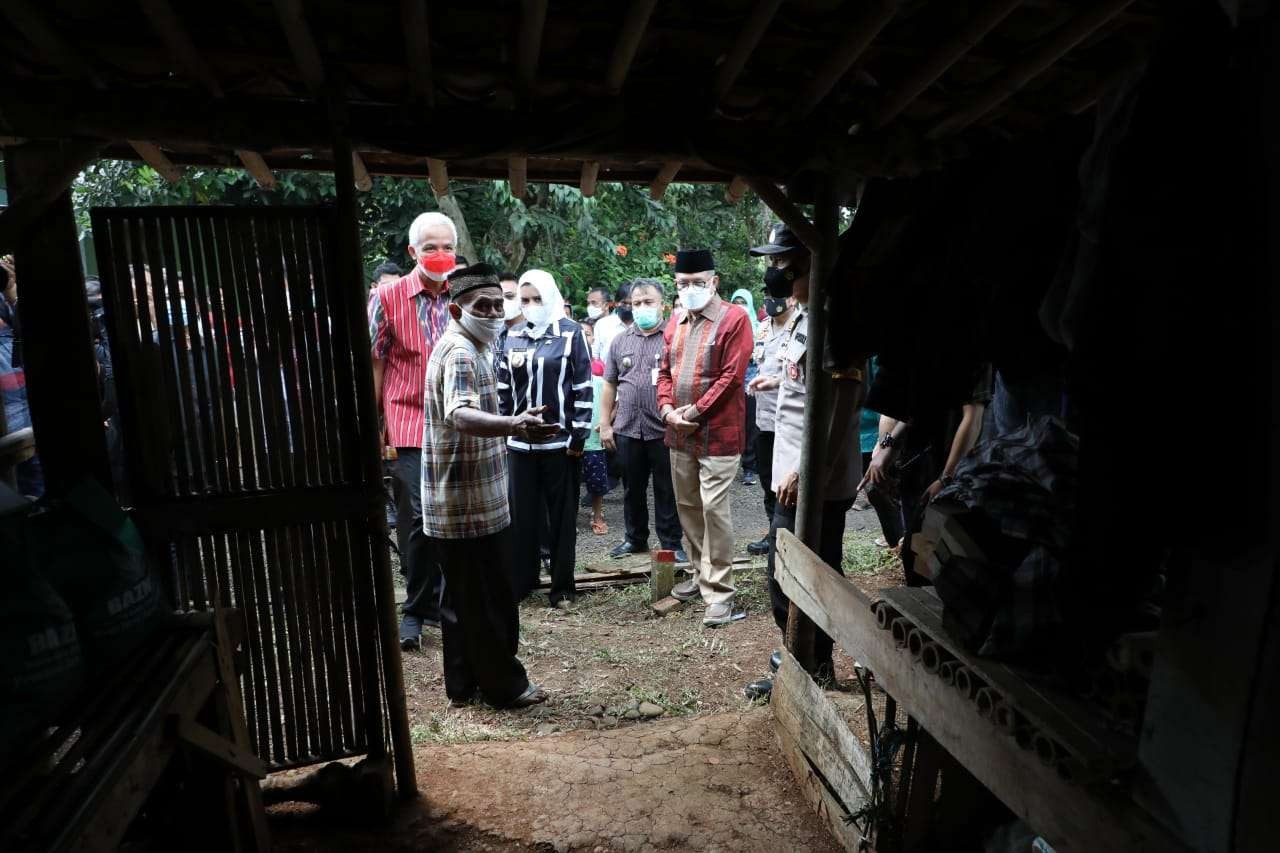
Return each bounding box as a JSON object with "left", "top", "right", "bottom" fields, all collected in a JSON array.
[
  {"left": 746, "top": 538, "right": 770, "bottom": 556},
  {"left": 769, "top": 650, "right": 782, "bottom": 673},
  {"left": 744, "top": 678, "right": 773, "bottom": 701},
  {"left": 399, "top": 614, "right": 422, "bottom": 651},
  {"left": 609, "top": 541, "right": 648, "bottom": 559}
]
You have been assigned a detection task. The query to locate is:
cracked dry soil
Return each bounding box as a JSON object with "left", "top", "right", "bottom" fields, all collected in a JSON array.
[{"left": 275, "top": 481, "right": 902, "bottom": 851}]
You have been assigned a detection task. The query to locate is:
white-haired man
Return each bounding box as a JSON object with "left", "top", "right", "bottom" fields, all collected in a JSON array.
[{"left": 369, "top": 211, "right": 459, "bottom": 651}]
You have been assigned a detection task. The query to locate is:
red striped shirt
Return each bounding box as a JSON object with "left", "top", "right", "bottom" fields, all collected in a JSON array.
[{"left": 369, "top": 272, "right": 451, "bottom": 448}]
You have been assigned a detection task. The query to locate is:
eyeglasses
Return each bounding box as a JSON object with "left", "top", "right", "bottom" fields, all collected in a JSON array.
[{"left": 674, "top": 279, "right": 713, "bottom": 290}]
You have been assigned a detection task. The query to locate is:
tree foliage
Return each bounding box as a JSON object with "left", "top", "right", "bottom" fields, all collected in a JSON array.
[{"left": 71, "top": 160, "right": 775, "bottom": 306}]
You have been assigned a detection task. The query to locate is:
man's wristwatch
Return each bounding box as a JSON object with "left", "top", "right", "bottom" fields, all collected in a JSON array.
[{"left": 878, "top": 433, "right": 896, "bottom": 450}]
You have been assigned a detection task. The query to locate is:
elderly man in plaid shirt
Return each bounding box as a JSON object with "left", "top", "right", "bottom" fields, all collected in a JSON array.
[
  {"left": 421, "top": 264, "right": 555, "bottom": 708},
  {"left": 657, "top": 249, "right": 754, "bottom": 627}
]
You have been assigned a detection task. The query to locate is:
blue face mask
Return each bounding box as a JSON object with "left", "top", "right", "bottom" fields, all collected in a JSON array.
[{"left": 633, "top": 305, "right": 661, "bottom": 330}]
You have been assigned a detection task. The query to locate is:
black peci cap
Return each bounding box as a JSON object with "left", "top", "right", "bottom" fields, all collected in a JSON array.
[
  {"left": 749, "top": 223, "right": 806, "bottom": 256},
  {"left": 674, "top": 248, "right": 715, "bottom": 273}
]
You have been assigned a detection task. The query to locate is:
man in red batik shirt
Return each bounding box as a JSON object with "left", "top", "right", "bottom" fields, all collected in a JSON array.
[
  {"left": 657, "top": 248, "right": 754, "bottom": 627},
  {"left": 369, "top": 211, "right": 459, "bottom": 651}
]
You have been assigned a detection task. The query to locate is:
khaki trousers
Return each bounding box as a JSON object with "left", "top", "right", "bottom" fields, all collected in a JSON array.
[{"left": 669, "top": 449, "right": 739, "bottom": 605}]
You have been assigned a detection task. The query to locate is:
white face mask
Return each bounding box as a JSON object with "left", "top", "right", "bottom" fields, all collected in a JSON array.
[
  {"left": 586, "top": 304, "right": 604, "bottom": 320},
  {"left": 458, "top": 309, "right": 506, "bottom": 344},
  {"left": 681, "top": 285, "right": 712, "bottom": 312},
  {"left": 522, "top": 303, "right": 552, "bottom": 328},
  {"left": 503, "top": 297, "right": 522, "bottom": 321}
]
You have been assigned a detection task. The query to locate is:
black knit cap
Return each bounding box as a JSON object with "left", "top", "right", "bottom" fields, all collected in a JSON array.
[
  {"left": 674, "top": 248, "right": 715, "bottom": 273},
  {"left": 448, "top": 263, "right": 501, "bottom": 299}
]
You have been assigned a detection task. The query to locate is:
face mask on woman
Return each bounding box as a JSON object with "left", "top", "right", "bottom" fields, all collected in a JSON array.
[
  {"left": 458, "top": 309, "right": 505, "bottom": 343},
  {"left": 522, "top": 302, "right": 552, "bottom": 328},
  {"left": 633, "top": 305, "right": 662, "bottom": 330},
  {"left": 681, "top": 285, "right": 712, "bottom": 312},
  {"left": 417, "top": 249, "right": 456, "bottom": 282}
]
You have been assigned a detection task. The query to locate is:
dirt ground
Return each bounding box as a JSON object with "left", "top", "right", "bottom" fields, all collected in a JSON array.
[{"left": 277, "top": 477, "right": 903, "bottom": 851}]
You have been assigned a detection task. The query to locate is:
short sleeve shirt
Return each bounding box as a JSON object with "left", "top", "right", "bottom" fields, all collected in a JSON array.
[
  {"left": 753, "top": 318, "right": 789, "bottom": 433},
  {"left": 421, "top": 323, "right": 510, "bottom": 539},
  {"left": 604, "top": 325, "right": 667, "bottom": 441},
  {"left": 771, "top": 309, "right": 864, "bottom": 502}
]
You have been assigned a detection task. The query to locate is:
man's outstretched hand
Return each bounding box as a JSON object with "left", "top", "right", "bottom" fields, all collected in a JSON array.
[{"left": 512, "top": 406, "right": 560, "bottom": 442}]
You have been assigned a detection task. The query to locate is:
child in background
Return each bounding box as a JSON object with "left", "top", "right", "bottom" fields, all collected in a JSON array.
[{"left": 580, "top": 320, "right": 610, "bottom": 535}]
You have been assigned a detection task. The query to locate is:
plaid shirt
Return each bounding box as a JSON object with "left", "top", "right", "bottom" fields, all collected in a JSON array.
[
  {"left": 368, "top": 272, "right": 451, "bottom": 448},
  {"left": 604, "top": 324, "right": 667, "bottom": 441},
  {"left": 420, "top": 323, "right": 510, "bottom": 540},
  {"left": 656, "top": 294, "right": 754, "bottom": 457}
]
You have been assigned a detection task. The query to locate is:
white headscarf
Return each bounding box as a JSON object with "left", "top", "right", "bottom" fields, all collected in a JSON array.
[{"left": 517, "top": 269, "right": 566, "bottom": 339}]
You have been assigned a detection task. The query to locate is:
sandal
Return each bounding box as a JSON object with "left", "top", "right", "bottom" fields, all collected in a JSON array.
[{"left": 591, "top": 519, "right": 609, "bottom": 536}]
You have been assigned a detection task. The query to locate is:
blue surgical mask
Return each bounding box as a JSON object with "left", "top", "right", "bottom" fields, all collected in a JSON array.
[{"left": 633, "top": 305, "right": 661, "bottom": 330}]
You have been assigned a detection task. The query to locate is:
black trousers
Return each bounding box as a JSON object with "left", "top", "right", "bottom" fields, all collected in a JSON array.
[
  {"left": 508, "top": 449, "right": 579, "bottom": 603},
  {"left": 766, "top": 497, "right": 854, "bottom": 667},
  {"left": 435, "top": 529, "right": 531, "bottom": 705},
  {"left": 616, "top": 434, "right": 683, "bottom": 551},
  {"left": 742, "top": 394, "right": 758, "bottom": 472},
  {"left": 395, "top": 448, "right": 443, "bottom": 622},
  {"left": 755, "top": 430, "right": 776, "bottom": 526}
]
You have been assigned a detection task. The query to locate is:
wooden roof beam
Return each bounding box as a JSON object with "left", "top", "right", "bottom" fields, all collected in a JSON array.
[
  {"left": 604, "top": 0, "right": 659, "bottom": 96},
  {"left": 235, "top": 150, "right": 276, "bottom": 189},
  {"left": 710, "top": 0, "right": 784, "bottom": 108},
  {"left": 400, "top": 0, "right": 435, "bottom": 106},
  {"left": 129, "top": 140, "right": 184, "bottom": 183},
  {"left": 927, "top": 0, "right": 1136, "bottom": 139},
  {"left": 724, "top": 176, "right": 748, "bottom": 204},
  {"left": 580, "top": 161, "right": 600, "bottom": 197},
  {"left": 515, "top": 0, "right": 549, "bottom": 109},
  {"left": 351, "top": 152, "right": 373, "bottom": 192},
  {"left": 869, "top": 0, "right": 1021, "bottom": 130},
  {"left": 790, "top": 0, "right": 901, "bottom": 120},
  {"left": 137, "top": 0, "right": 224, "bottom": 98},
  {"left": 2, "top": 0, "right": 104, "bottom": 89},
  {"left": 427, "top": 157, "right": 449, "bottom": 195},
  {"left": 744, "top": 178, "right": 820, "bottom": 253},
  {"left": 509, "top": 156, "right": 528, "bottom": 198},
  {"left": 272, "top": 0, "right": 326, "bottom": 92},
  {"left": 649, "top": 161, "right": 681, "bottom": 200}
]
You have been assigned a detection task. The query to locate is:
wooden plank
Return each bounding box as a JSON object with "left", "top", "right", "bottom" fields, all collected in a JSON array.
[
  {"left": 774, "top": 528, "right": 1185, "bottom": 853},
  {"left": 724, "top": 176, "right": 748, "bottom": 205},
  {"left": 744, "top": 179, "right": 821, "bottom": 252},
  {"left": 773, "top": 647, "right": 875, "bottom": 798},
  {"left": 774, "top": 715, "right": 868, "bottom": 853},
  {"left": 579, "top": 161, "right": 599, "bottom": 197},
  {"left": 2, "top": 0, "right": 104, "bottom": 88},
  {"left": 508, "top": 156, "right": 527, "bottom": 198},
  {"left": 427, "top": 158, "right": 450, "bottom": 195},
  {"left": 515, "top": 0, "right": 549, "bottom": 108},
  {"left": 351, "top": 152, "right": 373, "bottom": 192},
  {"left": 236, "top": 150, "right": 277, "bottom": 189},
  {"left": 175, "top": 718, "right": 267, "bottom": 779},
  {"left": 649, "top": 161, "right": 682, "bottom": 200},
  {"left": 138, "top": 0, "right": 224, "bottom": 98},
  {"left": 399, "top": 0, "right": 436, "bottom": 106},
  {"left": 129, "top": 140, "right": 184, "bottom": 183},
  {"left": 902, "top": 729, "right": 944, "bottom": 852},
  {"left": 133, "top": 483, "right": 372, "bottom": 536},
  {"left": 709, "top": 0, "right": 784, "bottom": 106},
  {"left": 603, "top": 0, "right": 659, "bottom": 95},
  {"left": 881, "top": 586, "right": 1134, "bottom": 771},
  {"left": 790, "top": 0, "right": 901, "bottom": 119},
  {"left": 272, "top": 0, "right": 326, "bottom": 91}
]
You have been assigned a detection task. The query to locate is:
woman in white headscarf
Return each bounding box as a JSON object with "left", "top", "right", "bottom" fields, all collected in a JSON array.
[{"left": 496, "top": 269, "right": 593, "bottom": 607}]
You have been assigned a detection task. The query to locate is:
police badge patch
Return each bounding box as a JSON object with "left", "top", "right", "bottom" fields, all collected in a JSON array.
[
  {"left": 622, "top": 356, "right": 633, "bottom": 370},
  {"left": 511, "top": 351, "right": 526, "bottom": 369}
]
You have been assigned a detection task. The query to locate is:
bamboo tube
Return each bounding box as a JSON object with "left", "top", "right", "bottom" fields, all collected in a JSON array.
[
  {"left": 906, "top": 628, "right": 926, "bottom": 659},
  {"left": 919, "top": 642, "right": 944, "bottom": 674},
  {"left": 975, "top": 687, "right": 1002, "bottom": 720},
  {"left": 954, "top": 665, "right": 982, "bottom": 699},
  {"left": 1033, "top": 732, "right": 1061, "bottom": 768},
  {"left": 873, "top": 601, "right": 899, "bottom": 630},
  {"left": 890, "top": 617, "right": 912, "bottom": 647},
  {"left": 938, "top": 660, "right": 958, "bottom": 685}
]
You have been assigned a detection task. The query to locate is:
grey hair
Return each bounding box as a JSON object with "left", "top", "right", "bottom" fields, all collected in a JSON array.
[{"left": 408, "top": 211, "right": 458, "bottom": 248}]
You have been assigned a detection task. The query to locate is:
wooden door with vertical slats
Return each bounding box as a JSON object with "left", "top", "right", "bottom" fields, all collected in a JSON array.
[{"left": 91, "top": 206, "right": 402, "bottom": 773}]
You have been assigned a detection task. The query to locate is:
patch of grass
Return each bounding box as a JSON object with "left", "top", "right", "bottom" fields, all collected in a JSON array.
[
  {"left": 732, "top": 565, "right": 771, "bottom": 612},
  {"left": 410, "top": 711, "right": 524, "bottom": 745},
  {"left": 592, "top": 645, "right": 623, "bottom": 664},
  {"left": 842, "top": 531, "right": 898, "bottom": 576},
  {"left": 625, "top": 685, "right": 702, "bottom": 716}
]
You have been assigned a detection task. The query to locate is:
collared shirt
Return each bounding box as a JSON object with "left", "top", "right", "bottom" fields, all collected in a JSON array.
[
  {"left": 656, "top": 294, "right": 754, "bottom": 458},
  {"left": 604, "top": 324, "right": 667, "bottom": 441},
  {"left": 368, "top": 271, "right": 451, "bottom": 448},
  {"left": 496, "top": 317, "right": 593, "bottom": 452},
  {"left": 420, "top": 323, "right": 509, "bottom": 540},
  {"left": 771, "top": 307, "right": 865, "bottom": 501},
  {"left": 593, "top": 312, "right": 625, "bottom": 362},
  {"left": 753, "top": 315, "right": 790, "bottom": 433}
]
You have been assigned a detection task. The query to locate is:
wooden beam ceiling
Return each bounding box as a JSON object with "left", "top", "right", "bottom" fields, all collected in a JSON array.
[
  {"left": 235, "top": 150, "right": 276, "bottom": 189},
  {"left": 509, "top": 156, "right": 528, "bottom": 198},
  {"left": 604, "top": 0, "right": 659, "bottom": 96},
  {"left": 129, "top": 140, "right": 183, "bottom": 183},
  {"left": 869, "top": 0, "right": 1022, "bottom": 130},
  {"left": 272, "top": 0, "right": 326, "bottom": 92},
  {"left": 515, "top": 0, "right": 549, "bottom": 109},
  {"left": 427, "top": 157, "right": 449, "bottom": 195},
  {"left": 744, "top": 178, "right": 820, "bottom": 252},
  {"left": 649, "top": 161, "right": 682, "bottom": 200},
  {"left": 351, "top": 152, "right": 373, "bottom": 192},
  {"left": 710, "top": 0, "right": 784, "bottom": 108},
  {"left": 400, "top": 0, "right": 436, "bottom": 106},
  {"left": 928, "top": 0, "right": 1136, "bottom": 138},
  {"left": 790, "top": 0, "right": 902, "bottom": 120},
  {"left": 2, "top": 0, "right": 104, "bottom": 89},
  {"left": 137, "top": 0, "right": 224, "bottom": 98}
]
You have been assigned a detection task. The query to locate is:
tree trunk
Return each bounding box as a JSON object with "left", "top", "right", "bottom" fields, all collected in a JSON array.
[{"left": 433, "top": 190, "right": 478, "bottom": 263}]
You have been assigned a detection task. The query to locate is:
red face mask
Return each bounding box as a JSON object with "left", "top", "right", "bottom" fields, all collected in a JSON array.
[{"left": 418, "top": 250, "right": 456, "bottom": 282}]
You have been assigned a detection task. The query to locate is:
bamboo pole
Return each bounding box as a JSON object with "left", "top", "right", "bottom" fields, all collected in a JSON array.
[
  {"left": 580, "top": 161, "right": 599, "bottom": 197},
  {"left": 509, "top": 156, "right": 528, "bottom": 199}
]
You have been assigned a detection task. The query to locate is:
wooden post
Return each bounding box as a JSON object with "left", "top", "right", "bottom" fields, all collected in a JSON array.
[
  {"left": 784, "top": 180, "right": 839, "bottom": 672},
  {"left": 329, "top": 112, "right": 417, "bottom": 798},
  {"left": 7, "top": 144, "right": 112, "bottom": 494}
]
